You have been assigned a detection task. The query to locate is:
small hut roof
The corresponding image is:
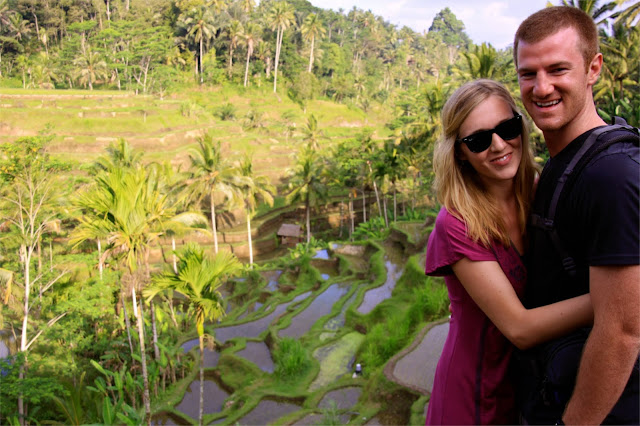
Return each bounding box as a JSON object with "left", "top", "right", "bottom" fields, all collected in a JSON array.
[{"left": 277, "top": 223, "right": 302, "bottom": 237}]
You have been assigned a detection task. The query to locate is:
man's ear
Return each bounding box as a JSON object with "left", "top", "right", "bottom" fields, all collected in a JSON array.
[{"left": 587, "top": 52, "right": 603, "bottom": 86}]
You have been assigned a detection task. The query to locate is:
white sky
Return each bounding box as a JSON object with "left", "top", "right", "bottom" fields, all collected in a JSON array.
[{"left": 309, "top": 0, "right": 552, "bottom": 50}]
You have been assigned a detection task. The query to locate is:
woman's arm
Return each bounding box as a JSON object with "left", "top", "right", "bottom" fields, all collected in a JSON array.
[{"left": 452, "top": 257, "right": 593, "bottom": 350}]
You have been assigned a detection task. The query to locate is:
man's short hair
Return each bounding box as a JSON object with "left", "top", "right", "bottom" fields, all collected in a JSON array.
[{"left": 514, "top": 6, "right": 599, "bottom": 70}]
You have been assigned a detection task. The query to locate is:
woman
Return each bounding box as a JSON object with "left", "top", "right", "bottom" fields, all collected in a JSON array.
[{"left": 424, "top": 80, "right": 592, "bottom": 425}]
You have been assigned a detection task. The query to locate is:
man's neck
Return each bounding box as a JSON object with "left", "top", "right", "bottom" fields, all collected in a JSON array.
[{"left": 544, "top": 110, "right": 607, "bottom": 157}]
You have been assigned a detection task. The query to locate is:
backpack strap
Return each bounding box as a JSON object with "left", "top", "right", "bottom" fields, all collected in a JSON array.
[{"left": 531, "top": 118, "right": 639, "bottom": 277}]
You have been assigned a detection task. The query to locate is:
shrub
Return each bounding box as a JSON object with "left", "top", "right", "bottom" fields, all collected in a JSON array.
[
  {"left": 216, "top": 102, "right": 236, "bottom": 121},
  {"left": 273, "top": 337, "right": 312, "bottom": 382}
]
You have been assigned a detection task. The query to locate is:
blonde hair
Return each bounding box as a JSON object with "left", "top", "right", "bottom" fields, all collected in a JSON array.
[{"left": 433, "top": 79, "right": 539, "bottom": 247}]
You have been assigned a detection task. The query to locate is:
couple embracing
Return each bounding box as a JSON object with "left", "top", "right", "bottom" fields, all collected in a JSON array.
[{"left": 424, "top": 6, "right": 639, "bottom": 426}]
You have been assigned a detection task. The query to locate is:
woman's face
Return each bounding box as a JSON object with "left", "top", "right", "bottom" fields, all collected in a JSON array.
[{"left": 457, "top": 96, "right": 523, "bottom": 187}]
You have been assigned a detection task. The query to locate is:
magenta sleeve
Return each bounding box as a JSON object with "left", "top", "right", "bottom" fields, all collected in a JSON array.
[{"left": 425, "top": 207, "right": 496, "bottom": 276}]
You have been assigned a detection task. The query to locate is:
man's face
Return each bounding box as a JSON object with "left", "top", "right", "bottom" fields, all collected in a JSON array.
[{"left": 516, "top": 27, "right": 599, "bottom": 138}]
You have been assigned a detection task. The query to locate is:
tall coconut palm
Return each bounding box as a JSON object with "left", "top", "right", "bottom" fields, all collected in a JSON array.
[
  {"left": 186, "top": 134, "right": 246, "bottom": 254},
  {"left": 558, "top": 0, "right": 618, "bottom": 25},
  {"left": 268, "top": 1, "right": 294, "bottom": 93},
  {"left": 73, "top": 48, "right": 107, "bottom": 90},
  {"left": 225, "top": 19, "right": 243, "bottom": 78},
  {"left": 300, "top": 13, "right": 325, "bottom": 73},
  {"left": 180, "top": 6, "right": 216, "bottom": 84},
  {"left": 242, "top": 22, "right": 262, "bottom": 87},
  {"left": 237, "top": 155, "right": 275, "bottom": 266},
  {"left": 146, "top": 244, "right": 241, "bottom": 426},
  {"left": 285, "top": 147, "right": 328, "bottom": 243},
  {"left": 302, "top": 114, "right": 327, "bottom": 150}
]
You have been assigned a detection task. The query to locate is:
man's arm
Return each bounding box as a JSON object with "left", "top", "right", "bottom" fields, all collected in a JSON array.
[{"left": 562, "top": 264, "right": 640, "bottom": 425}]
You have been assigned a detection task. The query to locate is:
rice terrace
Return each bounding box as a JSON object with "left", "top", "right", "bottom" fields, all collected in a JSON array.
[{"left": 0, "top": 0, "right": 637, "bottom": 424}]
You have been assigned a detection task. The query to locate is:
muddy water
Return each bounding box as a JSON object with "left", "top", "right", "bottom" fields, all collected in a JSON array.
[
  {"left": 237, "top": 398, "right": 300, "bottom": 425},
  {"left": 175, "top": 376, "right": 229, "bottom": 419},
  {"left": 279, "top": 284, "right": 350, "bottom": 338},
  {"left": 235, "top": 341, "right": 274, "bottom": 373}
]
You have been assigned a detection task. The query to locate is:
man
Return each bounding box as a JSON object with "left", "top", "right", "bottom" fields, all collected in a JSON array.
[{"left": 513, "top": 6, "right": 639, "bottom": 425}]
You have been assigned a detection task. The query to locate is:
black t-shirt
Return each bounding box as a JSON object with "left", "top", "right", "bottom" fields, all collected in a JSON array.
[{"left": 525, "top": 127, "right": 640, "bottom": 309}]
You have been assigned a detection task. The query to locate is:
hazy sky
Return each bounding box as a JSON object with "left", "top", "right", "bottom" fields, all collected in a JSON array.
[{"left": 308, "top": 0, "right": 552, "bottom": 49}]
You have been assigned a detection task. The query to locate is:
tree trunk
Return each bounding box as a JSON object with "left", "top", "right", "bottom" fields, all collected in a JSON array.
[
  {"left": 367, "top": 162, "right": 382, "bottom": 219},
  {"left": 18, "top": 245, "right": 31, "bottom": 426},
  {"left": 122, "top": 291, "right": 135, "bottom": 361},
  {"left": 338, "top": 199, "right": 344, "bottom": 238},
  {"left": 198, "top": 335, "right": 205, "bottom": 426},
  {"left": 150, "top": 300, "right": 160, "bottom": 361},
  {"left": 273, "top": 27, "right": 282, "bottom": 93},
  {"left": 305, "top": 197, "right": 311, "bottom": 243},
  {"left": 382, "top": 194, "right": 389, "bottom": 228},
  {"left": 199, "top": 37, "right": 204, "bottom": 84},
  {"left": 362, "top": 186, "right": 367, "bottom": 223},
  {"left": 307, "top": 36, "right": 315, "bottom": 72},
  {"left": 244, "top": 49, "right": 251, "bottom": 87},
  {"left": 247, "top": 211, "right": 253, "bottom": 266},
  {"left": 393, "top": 187, "right": 397, "bottom": 223},
  {"left": 210, "top": 193, "right": 219, "bottom": 254},
  {"left": 97, "top": 239, "right": 103, "bottom": 280},
  {"left": 171, "top": 236, "right": 178, "bottom": 273},
  {"left": 349, "top": 193, "right": 354, "bottom": 240},
  {"left": 135, "top": 288, "right": 152, "bottom": 425}
]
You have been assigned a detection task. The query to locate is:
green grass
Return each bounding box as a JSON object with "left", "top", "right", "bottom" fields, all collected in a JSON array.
[{"left": 273, "top": 337, "right": 313, "bottom": 383}]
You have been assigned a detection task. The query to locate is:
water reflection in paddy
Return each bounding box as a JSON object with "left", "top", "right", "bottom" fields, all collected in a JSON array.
[
  {"left": 261, "top": 270, "right": 283, "bottom": 291},
  {"left": 279, "top": 284, "right": 349, "bottom": 338},
  {"left": 175, "top": 377, "right": 229, "bottom": 419},
  {"left": 208, "top": 291, "right": 312, "bottom": 343},
  {"left": 319, "top": 386, "right": 362, "bottom": 410},
  {"left": 357, "top": 258, "right": 404, "bottom": 314},
  {"left": 236, "top": 341, "right": 274, "bottom": 373},
  {"left": 313, "top": 249, "right": 330, "bottom": 260},
  {"left": 179, "top": 342, "right": 220, "bottom": 368},
  {"left": 237, "top": 398, "right": 300, "bottom": 425}
]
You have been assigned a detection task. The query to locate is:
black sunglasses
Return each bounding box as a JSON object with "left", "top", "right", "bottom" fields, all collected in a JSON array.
[{"left": 456, "top": 114, "right": 522, "bottom": 153}]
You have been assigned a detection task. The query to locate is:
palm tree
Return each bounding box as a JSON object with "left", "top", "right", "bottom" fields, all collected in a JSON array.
[
  {"left": 242, "top": 22, "right": 261, "bottom": 87},
  {"left": 225, "top": 19, "right": 243, "bottom": 78},
  {"left": 186, "top": 134, "right": 246, "bottom": 254},
  {"left": 558, "top": 0, "right": 618, "bottom": 26},
  {"left": 237, "top": 155, "right": 275, "bottom": 266},
  {"left": 8, "top": 13, "right": 31, "bottom": 41},
  {"left": 92, "top": 138, "right": 144, "bottom": 174},
  {"left": 180, "top": 6, "right": 216, "bottom": 84},
  {"left": 285, "top": 147, "right": 328, "bottom": 243},
  {"left": 73, "top": 48, "right": 107, "bottom": 90},
  {"left": 456, "top": 42, "right": 512, "bottom": 81},
  {"left": 146, "top": 244, "right": 241, "bottom": 426},
  {"left": 300, "top": 13, "right": 325, "bottom": 73},
  {"left": 268, "top": 1, "right": 294, "bottom": 93},
  {"left": 302, "top": 114, "right": 326, "bottom": 150}
]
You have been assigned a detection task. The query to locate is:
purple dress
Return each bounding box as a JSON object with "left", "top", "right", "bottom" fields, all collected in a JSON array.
[{"left": 424, "top": 207, "right": 526, "bottom": 425}]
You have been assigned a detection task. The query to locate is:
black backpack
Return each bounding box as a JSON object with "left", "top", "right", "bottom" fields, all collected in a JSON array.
[
  {"left": 530, "top": 117, "right": 639, "bottom": 277},
  {"left": 518, "top": 117, "right": 640, "bottom": 425}
]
